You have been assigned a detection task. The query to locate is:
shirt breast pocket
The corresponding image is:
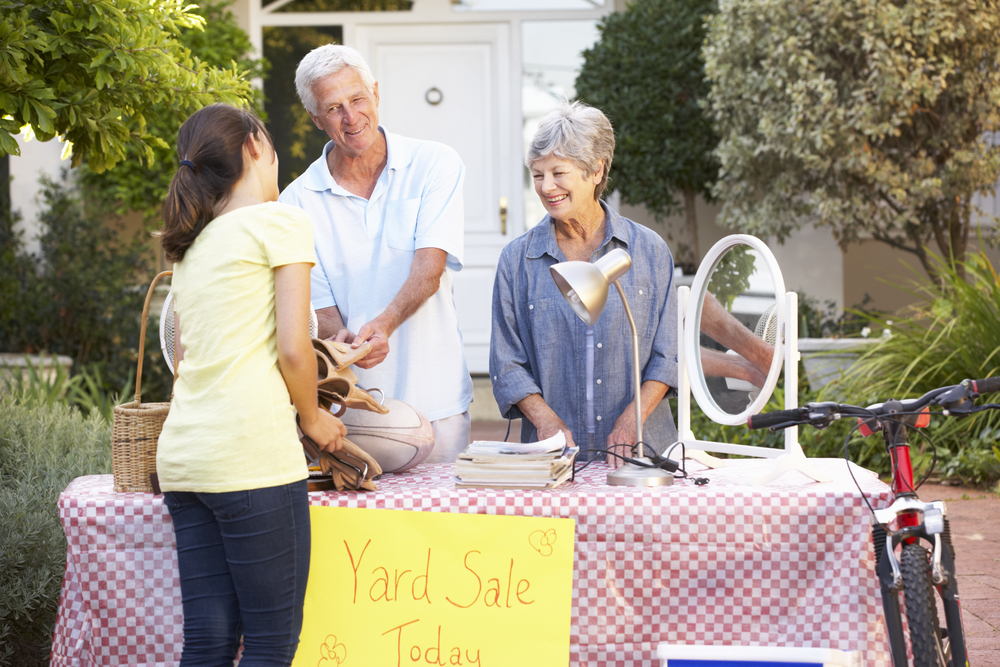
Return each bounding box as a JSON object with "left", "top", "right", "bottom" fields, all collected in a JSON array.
[
  {"left": 528, "top": 298, "right": 566, "bottom": 350},
  {"left": 385, "top": 199, "right": 420, "bottom": 252},
  {"left": 619, "top": 284, "right": 658, "bottom": 339}
]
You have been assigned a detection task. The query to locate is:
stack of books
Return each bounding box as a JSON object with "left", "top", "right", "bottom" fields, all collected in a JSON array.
[{"left": 454, "top": 432, "right": 579, "bottom": 490}]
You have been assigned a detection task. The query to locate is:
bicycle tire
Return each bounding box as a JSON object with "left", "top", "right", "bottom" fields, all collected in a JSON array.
[{"left": 901, "top": 542, "right": 947, "bottom": 667}]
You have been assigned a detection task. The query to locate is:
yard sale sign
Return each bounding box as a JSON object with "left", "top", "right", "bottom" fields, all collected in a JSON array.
[{"left": 293, "top": 507, "right": 575, "bottom": 667}]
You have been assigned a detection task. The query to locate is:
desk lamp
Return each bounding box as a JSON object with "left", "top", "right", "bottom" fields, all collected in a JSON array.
[{"left": 550, "top": 248, "right": 674, "bottom": 487}]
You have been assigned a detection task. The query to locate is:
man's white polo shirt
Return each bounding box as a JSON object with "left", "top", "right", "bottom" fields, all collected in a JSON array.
[{"left": 279, "top": 129, "right": 473, "bottom": 422}]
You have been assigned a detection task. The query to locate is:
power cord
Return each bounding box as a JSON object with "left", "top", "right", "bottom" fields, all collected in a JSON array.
[{"left": 573, "top": 440, "right": 682, "bottom": 477}]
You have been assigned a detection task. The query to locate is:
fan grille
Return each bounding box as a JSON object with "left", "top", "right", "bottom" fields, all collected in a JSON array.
[
  {"left": 159, "top": 292, "right": 319, "bottom": 374},
  {"left": 754, "top": 304, "right": 778, "bottom": 345}
]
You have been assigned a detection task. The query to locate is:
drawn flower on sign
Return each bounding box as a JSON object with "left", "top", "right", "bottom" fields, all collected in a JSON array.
[
  {"left": 317, "top": 634, "right": 347, "bottom": 666},
  {"left": 529, "top": 529, "right": 557, "bottom": 556}
]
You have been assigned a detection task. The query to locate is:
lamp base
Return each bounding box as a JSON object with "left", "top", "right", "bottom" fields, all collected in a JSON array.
[{"left": 607, "top": 459, "right": 674, "bottom": 487}]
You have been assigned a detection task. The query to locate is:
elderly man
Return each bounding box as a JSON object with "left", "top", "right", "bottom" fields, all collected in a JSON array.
[{"left": 279, "top": 44, "right": 473, "bottom": 461}]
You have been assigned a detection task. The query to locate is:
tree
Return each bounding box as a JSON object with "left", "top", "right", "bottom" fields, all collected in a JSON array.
[
  {"left": 704, "top": 0, "right": 1000, "bottom": 277},
  {"left": 77, "top": 0, "right": 266, "bottom": 219},
  {"left": 575, "top": 0, "right": 719, "bottom": 271},
  {"left": 0, "top": 0, "right": 255, "bottom": 173}
]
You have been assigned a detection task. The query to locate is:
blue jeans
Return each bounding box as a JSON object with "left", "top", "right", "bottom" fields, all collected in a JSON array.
[{"left": 163, "top": 480, "right": 310, "bottom": 667}]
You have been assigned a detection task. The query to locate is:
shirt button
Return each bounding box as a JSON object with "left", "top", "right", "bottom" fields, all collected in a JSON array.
[
  {"left": 596, "top": 415, "right": 602, "bottom": 421},
  {"left": 596, "top": 379, "right": 602, "bottom": 385},
  {"left": 597, "top": 343, "right": 603, "bottom": 349},
  {"left": 529, "top": 304, "right": 534, "bottom": 310},
  {"left": 639, "top": 289, "right": 643, "bottom": 295},
  {"left": 493, "top": 376, "right": 497, "bottom": 380}
]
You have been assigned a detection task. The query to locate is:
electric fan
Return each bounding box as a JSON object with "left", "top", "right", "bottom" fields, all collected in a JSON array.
[
  {"left": 159, "top": 292, "right": 319, "bottom": 374},
  {"left": 724, "top": 303, "right": 778, "bottom": 393}
]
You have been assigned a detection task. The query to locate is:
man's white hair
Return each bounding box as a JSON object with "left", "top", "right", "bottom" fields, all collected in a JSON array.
[{"left": 294, "top": 44, "right": 377, "bottom": 115}]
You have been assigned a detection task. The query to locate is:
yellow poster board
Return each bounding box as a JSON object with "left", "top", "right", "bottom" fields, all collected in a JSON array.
[{"left": 293, "top": 506, "right": 575, "bottom": 667}]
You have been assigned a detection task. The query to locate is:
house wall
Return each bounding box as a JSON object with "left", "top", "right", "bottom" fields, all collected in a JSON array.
[
  {"left": 842, "top": 239, "right": 1000, "bottom": 315},
  {"left": 620, "top": 196, "right": 846, "bottom": 312},
  {"left": 8, "top": 136, "right": 67, "bottom": 256}
]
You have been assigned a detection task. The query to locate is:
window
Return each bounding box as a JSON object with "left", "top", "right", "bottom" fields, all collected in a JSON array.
[
  {"left": 270, "top": 0, "right": 411, "bottom": 12},
  {"left": 521, "top": 19, "right": 600, "bottom": 228},
  {"left": 263, "top": 26, "right": 344, "bottom": 189},
  {"left": 454, "top": 0, "right": 604, "bottom": 11}
]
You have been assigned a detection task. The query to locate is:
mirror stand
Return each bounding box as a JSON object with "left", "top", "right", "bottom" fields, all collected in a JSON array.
[
  {"left": 747, "top": 292, "right": 832, "bottom": 486},
  {"left": 675, "top": 235, "right": 834, "bottom": 486},
  {"left": 675, "top": 285, "right": 728, "bottom": 469}
]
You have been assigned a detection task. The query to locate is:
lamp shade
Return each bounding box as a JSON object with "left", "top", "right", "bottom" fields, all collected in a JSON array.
[{"left": 550, "top": 248, "right": 632, "bottom": 325}]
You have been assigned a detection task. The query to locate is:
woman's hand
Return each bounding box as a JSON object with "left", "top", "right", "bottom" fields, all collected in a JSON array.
[
  {"left": 606, "top": 380, "right": 670, "bottom": 469},
  {"left": 516, "top": 394, "right": 576, "bottom": 449},
  {"left": 299, "top": 410, "right": 347, "bottom": 453},
  {"left": 606, "top": 412, "right": 637, "bottom": 469},
  {"left": 535, "top": 415, "right": 576, "bottom": 449}
]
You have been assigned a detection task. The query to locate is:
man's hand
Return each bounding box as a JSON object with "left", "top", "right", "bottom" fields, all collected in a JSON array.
[
  {"left": 700, "top": 347, "right": 769, "bottom": 388},
  {"left": 606, "top": 411, "right": 637, "bottom": 469},
  {"left": 351, "top": 316, "right": 391, "bottom": 369},
  {"left": 347, "top": 248, "right": 448, "bottom": 370}
]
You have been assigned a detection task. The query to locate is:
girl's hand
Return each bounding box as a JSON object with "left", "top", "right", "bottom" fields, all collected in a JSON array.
[{"left": 300, "top": 410, "right": 347, "bottom": 453}]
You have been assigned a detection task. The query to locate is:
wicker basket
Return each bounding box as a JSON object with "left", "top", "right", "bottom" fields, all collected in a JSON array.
[{"left": 111, "top": 271, "right": 173, "bottom": 493}]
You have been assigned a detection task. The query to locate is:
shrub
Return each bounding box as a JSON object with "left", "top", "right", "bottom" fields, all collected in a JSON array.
[
  {"left": 824, "top": 251, "right": 1000, "bottom": 489},
  {"left": 77, "top": 0, "right": 267, "bottom": 223},
  {"left": 0, "top": 176, "right": 174, "bottom": 406},
  {"left": 0, "top": 397, "right": 111, "bottom": 667}
]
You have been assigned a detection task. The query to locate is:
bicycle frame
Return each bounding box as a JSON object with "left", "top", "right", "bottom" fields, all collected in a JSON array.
[
  {"left": 868, "top": 401, "right": 967, "bottom": 667},
  {"left": 748, "top": 378, "right": 1000, "bottom": 666}
]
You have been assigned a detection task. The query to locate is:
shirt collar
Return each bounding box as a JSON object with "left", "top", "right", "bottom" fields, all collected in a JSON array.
[
  {"left": 525, "top": 199, "right": 631, "bottom": 260},
  {"left": 302, "top": 126, "right": 410, "bottom": 193}
]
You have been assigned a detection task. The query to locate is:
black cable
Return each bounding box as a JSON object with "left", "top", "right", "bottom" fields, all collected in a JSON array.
[
  {"left": 572, "top": 442, "right": 680, "bottom": 476},
  {"left": 842, "top": 417, "right": 886, "bottom": 524}
]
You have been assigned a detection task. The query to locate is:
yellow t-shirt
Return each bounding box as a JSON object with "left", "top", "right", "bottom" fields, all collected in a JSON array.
[{"left": 156, "top": 202, "right": 316, "bottom": 493}]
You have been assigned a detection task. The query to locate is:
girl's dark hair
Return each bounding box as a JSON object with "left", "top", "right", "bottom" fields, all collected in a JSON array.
[{"left": 160, "top": 104, "right": 274, "bottom": 262}]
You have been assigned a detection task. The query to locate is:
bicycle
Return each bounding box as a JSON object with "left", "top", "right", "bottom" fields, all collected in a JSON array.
[{"left": 747, "top": 377, "right": 1000, "bottom": 667}]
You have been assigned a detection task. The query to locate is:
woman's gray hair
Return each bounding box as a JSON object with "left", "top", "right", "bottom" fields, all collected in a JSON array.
[
  {"left": 525, "top": 101, "right": 615, "bottom": 200},
  {"left": 294, "top": 44, "right": 377, "bottom": 116}
]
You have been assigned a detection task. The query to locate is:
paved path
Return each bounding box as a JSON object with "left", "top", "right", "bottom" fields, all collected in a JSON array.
[
  {"left": 469, "top": 421, "right": 1000, "bottom": 664},
  {"left": 919, "top": 482, "right": 1000, "bottom": 666}
]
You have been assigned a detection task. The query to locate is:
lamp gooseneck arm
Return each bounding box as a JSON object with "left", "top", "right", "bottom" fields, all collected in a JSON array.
[{"left": 613, "top": 279, "right": 643, "bottom": 458}]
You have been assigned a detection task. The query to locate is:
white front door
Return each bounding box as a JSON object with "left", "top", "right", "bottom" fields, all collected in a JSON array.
[{"left": 355, "top": 23, "right": 512, "bottom": 374}]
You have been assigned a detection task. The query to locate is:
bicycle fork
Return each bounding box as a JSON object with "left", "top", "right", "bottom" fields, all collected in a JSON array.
[
  {"left": 870, "top": 413, "right": 967, "bottom": 667},
  {"left": 873, "top": 514, "right": 966, "bottom": 667}
]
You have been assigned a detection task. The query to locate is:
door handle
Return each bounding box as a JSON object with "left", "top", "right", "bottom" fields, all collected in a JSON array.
[{"left": 499, "top": 196, "right": 507, "bottom": 235}]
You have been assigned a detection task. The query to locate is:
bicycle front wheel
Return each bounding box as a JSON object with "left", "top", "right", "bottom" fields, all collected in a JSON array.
[{"left": 901, "top": 542, "right": 947, "bottom": 667}]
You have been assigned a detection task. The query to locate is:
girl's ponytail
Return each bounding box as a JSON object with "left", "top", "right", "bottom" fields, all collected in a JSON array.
[{"left": 160, "top": 104, "right": 273, "bottom": 262}]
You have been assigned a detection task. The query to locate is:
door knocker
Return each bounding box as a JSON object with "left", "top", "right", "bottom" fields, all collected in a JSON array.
[{"left": 425, "top": 87, "right": 443, "bottom": 106}]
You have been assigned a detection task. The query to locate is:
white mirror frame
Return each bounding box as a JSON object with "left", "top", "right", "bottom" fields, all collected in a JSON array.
[
  {"left": 675, "top": 234, "right": 833, "bottom": 485},
  {"left": 684, "top": 234, "right": 786, "bottom": 425}
]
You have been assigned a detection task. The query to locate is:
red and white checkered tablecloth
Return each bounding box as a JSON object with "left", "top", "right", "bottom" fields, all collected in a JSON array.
[{"left": 52, "top": 457, "right": 892, "bottom": 667}]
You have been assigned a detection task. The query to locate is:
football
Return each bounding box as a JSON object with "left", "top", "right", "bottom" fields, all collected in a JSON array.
[{"left": 339, "top": 398, "right": 436, "bottom": 473}]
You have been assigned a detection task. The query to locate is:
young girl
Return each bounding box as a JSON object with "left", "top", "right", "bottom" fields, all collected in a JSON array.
[{"left": 156, "top": 103, "right": 345, "bottom": 667}]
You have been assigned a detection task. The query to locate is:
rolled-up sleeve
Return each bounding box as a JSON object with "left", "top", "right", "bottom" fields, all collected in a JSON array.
[
  {"left": 489, "top": 246, "right": 542, "bottom": 420},
  {"left": 413, "top": 148, "right": 465, "bottom": 271},
  {"left": 642, "top": 241, "right": 679, "bottom": 395}
]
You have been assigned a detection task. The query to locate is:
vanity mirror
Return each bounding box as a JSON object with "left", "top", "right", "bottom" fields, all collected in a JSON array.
[{"left": 676, "top": 235, "right": 832, "bottom": 485}]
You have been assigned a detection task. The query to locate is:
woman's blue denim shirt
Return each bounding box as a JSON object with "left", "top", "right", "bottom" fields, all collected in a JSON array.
[{"left": 489, "top": 201, "right": 679, "bottom": 457}]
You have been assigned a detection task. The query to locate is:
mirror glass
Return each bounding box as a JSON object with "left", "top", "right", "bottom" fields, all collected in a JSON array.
[{"left": 691, "top": 242, "right": 782, "bottom": 420}]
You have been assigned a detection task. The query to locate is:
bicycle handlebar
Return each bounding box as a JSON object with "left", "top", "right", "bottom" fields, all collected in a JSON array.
[
  {"left": 746, "top": 408, "right": 808, "bottom": 430},
  {"left": 747, "top": 377, "right": 1000, "bottom": 432},
  {"left": 972, "top": 377, "right": 1000, "bottom": 394}
]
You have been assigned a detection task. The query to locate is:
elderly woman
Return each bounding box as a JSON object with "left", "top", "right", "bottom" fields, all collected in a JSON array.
[{"left": 489, "top": 102, "right": 678, "bottom": 467}]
